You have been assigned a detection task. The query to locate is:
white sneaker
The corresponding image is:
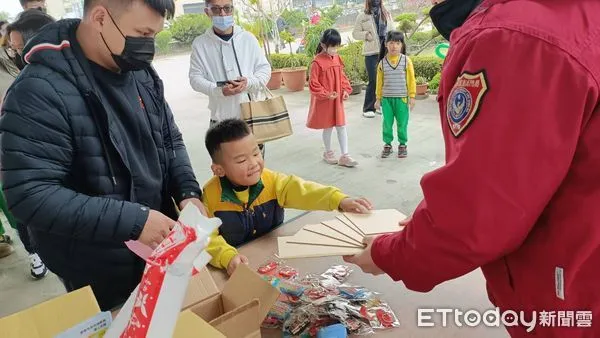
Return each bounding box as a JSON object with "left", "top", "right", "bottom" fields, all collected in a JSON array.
[
  {"left": 30, "top": 253, "right": 48, "bottom": 280},
  {"left": 323, "top": 151, "right": 338, "bottom": 165},
  {"left": 338, "top": 154, "right": 358, "bottom": 167},
  {"left": 362, "top": 111, "right": 376, "bottom": 118}
]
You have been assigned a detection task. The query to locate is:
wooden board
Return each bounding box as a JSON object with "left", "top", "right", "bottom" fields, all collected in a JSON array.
[
  {"left": 342, "top": 209, "right": 407, "bottom": 235},
  {"left": 335, "top": 215, "right": 366, "bottom": 237},
  {"left": 320, "top": 219, "right": 365, "bottom": 245},
  {"left": 287, "top": 228, "right": 363, "bottom": 248},
  {"left": 303, "top": 223, "right": 363, "bottom": 247},
  {"left": 277, "top": 236, "right": 364, "bottom": 259}
]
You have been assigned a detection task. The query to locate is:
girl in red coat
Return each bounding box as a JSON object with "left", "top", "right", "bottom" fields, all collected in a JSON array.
[{"left": 307, "top": 29, "right": 357, "bottom": 167}]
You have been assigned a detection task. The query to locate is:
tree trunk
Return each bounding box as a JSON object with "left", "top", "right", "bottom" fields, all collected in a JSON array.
[
  {"left": 414, "top": 36, "right": 437, "bottom": 55},
  {"left": 289, "top": 42, "right": 293, "bottom": 54},
  {"left": 408, "top": 16, "right": 429, "bottom": 40}
]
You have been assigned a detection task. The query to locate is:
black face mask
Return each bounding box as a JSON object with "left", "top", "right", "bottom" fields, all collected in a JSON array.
[
  {"left": 430, "top": 0, "right": 484, "bottom": 41},
  {"left": 100, "top": 10, "right": 155, "bottom": 72},
  {"left": 371, "top": 0, "right": 381, "bottom": 8},
  {"left": 14, "top": 54, "right": 25, "bottom": 70}
]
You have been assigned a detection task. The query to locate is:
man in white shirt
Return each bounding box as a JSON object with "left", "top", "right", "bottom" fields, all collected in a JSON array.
[{"left": 189, "top": 0, "right": 271, "bottom": 125}]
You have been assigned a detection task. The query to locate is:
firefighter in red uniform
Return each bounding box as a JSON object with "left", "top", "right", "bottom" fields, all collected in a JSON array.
[{"left": 344, "top": 0, "right": 600, "bottom": 337}]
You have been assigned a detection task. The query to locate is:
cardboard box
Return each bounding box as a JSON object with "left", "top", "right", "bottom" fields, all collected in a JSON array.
[
  {"left": 173, "top": 310, "right": 225, "bottom": 338},
  {"left": 0, "top": 266, "right": 279, "bottom": 338},
  {"left": 187, "top": 264, "right": 281, "bottom": 338},
  {"left": 0, "top": 287, "right": 100, "bottom": 338}
]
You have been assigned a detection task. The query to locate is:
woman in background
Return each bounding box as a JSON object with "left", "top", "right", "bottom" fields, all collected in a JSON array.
[{"left": 352, "top": 0, "right": 392, "bottom": 118}]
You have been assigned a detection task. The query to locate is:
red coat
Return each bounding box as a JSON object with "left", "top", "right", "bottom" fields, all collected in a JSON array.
[
  {"left": 306, "top": 53, "right": 352, "bottom": 130},
  {"left": 371, "top": 1, "right": 600, "bottom": 337}
]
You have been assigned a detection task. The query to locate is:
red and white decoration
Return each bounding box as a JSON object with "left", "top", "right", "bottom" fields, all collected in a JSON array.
[{"left": 106, "top": 204, "right": 221, "bottom": 338}]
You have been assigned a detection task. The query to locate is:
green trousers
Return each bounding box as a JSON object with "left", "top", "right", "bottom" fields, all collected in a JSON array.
[
  {"left": 382, "top": 97, "right": 410, "bottom": 145},
  {"left": 0, "top": 188, "right": 17, "bottom": 235}
]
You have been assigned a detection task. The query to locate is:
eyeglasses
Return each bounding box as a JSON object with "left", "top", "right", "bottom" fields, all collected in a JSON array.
[{"left": 208, "top": 5, "right": 234, "bottom": 15}]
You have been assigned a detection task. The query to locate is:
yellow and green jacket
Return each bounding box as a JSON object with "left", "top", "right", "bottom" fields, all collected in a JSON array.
[{"left": 202, "top": 168, "right": 348, "bottom": 270}]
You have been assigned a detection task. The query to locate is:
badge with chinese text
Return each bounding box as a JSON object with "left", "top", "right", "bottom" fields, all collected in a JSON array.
[{"left": 447, "top": 71, "right": 489, "bottom": 137}]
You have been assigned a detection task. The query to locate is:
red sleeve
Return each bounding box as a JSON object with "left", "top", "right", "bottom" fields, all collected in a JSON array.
[
  {"left": 371, "top": 28, "right": 596, "bottom": 291},
  {"left": 309, "top": 61, "right": 330, "bottom": 99}
]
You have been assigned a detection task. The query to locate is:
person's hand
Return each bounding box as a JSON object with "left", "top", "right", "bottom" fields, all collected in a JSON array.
[
  {"left": 222, "top": 84, "right": 237, "bottom": 96},
  {"left": 329, "top": 92, "right": 338, "bottom": 100},
  {"left": 343, "top": 236, "right": 384, "bottom": 275},
  {"left": 365, "top": 32, "right": 373, "bottom": 41},
  {"left": 138, "top": 210, "right": 176, "bottom": 249},
  {"left": 399, "top": 215, "right": 412, "bottom": 228},
  {"left": 343, "top": 91, "right": 349, "bottom": 100},
  {"left": 409, "top": 97, "right": 416, "bottom": 110},
  {"left": 227, "top": 254, "right": 249, "bottom": 276},
  {"left": 339, "top": 197, "right": 373, "bottom": 214},
  {"left": 179, "top": 198, "right": 208, "bottom": 217},
  {"left": 375, "top": 100, "right": 381, "bottom": 111},
  {"left": 230, "top": 77, "right": 248, "bottom": 94}
]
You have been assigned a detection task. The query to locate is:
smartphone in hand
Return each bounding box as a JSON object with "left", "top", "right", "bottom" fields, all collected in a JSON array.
[{"left": 216, "top": 80, "right": 234, "bottom": 87}]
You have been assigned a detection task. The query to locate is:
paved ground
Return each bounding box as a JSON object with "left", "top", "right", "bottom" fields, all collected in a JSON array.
[{"left": 0, "top": 53, "right": 492, "bottom": 332}]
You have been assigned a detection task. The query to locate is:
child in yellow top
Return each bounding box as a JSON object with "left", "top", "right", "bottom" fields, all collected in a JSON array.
[
  {"left": 202, "top": 119, "right": 373, "bottom": 275},
  {"left": 375, "top": 30, "right": 416, "bottom": 158}
]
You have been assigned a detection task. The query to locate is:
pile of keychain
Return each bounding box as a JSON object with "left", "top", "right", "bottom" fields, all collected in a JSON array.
[{"left": 257, "top": 256, "right": 400, "bottom": 337}]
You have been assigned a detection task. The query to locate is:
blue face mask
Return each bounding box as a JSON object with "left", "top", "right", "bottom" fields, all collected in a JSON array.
[{"left": 212, "top": 16, "right": 234, "bottom": 31}]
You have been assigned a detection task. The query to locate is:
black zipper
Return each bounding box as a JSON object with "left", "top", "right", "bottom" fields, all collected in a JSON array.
[{"left": 84, "top": 91, "right": 118, "bottom": 186}]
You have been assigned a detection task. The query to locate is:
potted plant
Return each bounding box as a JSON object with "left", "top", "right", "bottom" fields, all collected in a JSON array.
[
  {"left": 281, "top": 54, "right": 308, "bottom": 92},
  {"left": 339, "top": 42, "right": 366, "bottom": 95},
  {"left": 267, "top": 54, "right": 286, "bottom": 90},
  {"left": 416, "top": 76, "right": 429, "bottom": 96},
  {"left": 346, "top": 65, "right": 363, "bottom": 95}
]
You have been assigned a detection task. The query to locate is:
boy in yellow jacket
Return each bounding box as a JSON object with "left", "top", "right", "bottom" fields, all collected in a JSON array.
[
  {"left": 375, "top": 30, "right": 416, "bottom": 159},
  {"left": 203, "top": 119, "right": 373, "bottom": 275}
]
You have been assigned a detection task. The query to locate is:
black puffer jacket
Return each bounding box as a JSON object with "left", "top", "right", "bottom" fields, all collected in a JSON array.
[{"left": 0, "top": 20, "right": 202, "bottom": 286}]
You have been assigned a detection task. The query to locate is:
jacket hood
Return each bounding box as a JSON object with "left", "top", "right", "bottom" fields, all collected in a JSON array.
[
  {"left": 205, "top": 25, "right": 247, "bottom": 44},
  {"left": 23, "top": 20, "right": 88, "bottom": 87}
]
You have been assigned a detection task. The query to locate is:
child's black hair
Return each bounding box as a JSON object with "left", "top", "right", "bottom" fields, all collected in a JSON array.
[
  {"left": 205, "top": 119, "right": 252, "bottom": 161},
  {"left": 316, "top": 29, "right": 342, "bottom": 54},
  {"left": 380, "top": 30, "right": 406, "bottom": 60}
]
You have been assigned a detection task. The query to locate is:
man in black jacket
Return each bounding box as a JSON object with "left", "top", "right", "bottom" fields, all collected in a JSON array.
[{"left": 0, "top": 0, "right": 206, "bottom": 311}]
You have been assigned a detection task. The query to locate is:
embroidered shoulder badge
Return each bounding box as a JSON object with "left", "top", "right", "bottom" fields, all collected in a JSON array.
[{"left": 447, "top": 71, "right": 489, "bottom": 137}]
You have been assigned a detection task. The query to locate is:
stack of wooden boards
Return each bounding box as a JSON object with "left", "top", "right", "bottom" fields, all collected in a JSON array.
[{"left": 277, "top": 209, "right": 406, "bottom": 259}]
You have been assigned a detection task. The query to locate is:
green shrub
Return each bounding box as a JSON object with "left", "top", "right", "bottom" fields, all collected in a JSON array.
[
  {"left": 416, "top": 76, "right": 428, "bottom": 85},
  {"left": 170, "top": 14, "right": 212, "bottom": 45},
  {"left": 429, "top": 72, "right": 441, "bottom": 90},
  {"left": 339, "top": 41, "right": 367, "bottom": 84},
  {"left": 155, "top": 30, "right": 173, "bottom": 54},
  {"left": 270, "top": 53, "right": 310, "bottom": 70},
  {"left": 303, "top": 19, "right": 334, "bottom": 57},
  {"left": 408, "top": 31, "right": 431, "bottom": 44},
  {"left": 411, "top": 55, "right": 442, "bottom": 81}
]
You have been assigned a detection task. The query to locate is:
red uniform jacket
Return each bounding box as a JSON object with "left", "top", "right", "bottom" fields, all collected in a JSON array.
[{"left": 371, "top": 1, "right": 600, "bottom": 337}]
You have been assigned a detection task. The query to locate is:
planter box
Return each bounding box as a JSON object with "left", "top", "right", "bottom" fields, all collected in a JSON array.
[
  {"left": 282, "top": 67, "right": 307, "bottom": 92},
  {"left": 350, "top": 83, "right": 363, "bottom": 95},
  {"left": 416, "top": 83, "right": 429, "bottom": 96},
  {"left": 267, "top": 70, "right": 283, "bottom": 90}
]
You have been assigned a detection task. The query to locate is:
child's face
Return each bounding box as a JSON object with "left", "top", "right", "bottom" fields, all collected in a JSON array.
[
  {"left": 322, "top": 43, "right": 339, "bottom": 56},
  {"left": 211, "top": 134, "right": 264, "bottom": 187},
  {"left": 386, "top": 41, "right": 403, "bottom": 55}
]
